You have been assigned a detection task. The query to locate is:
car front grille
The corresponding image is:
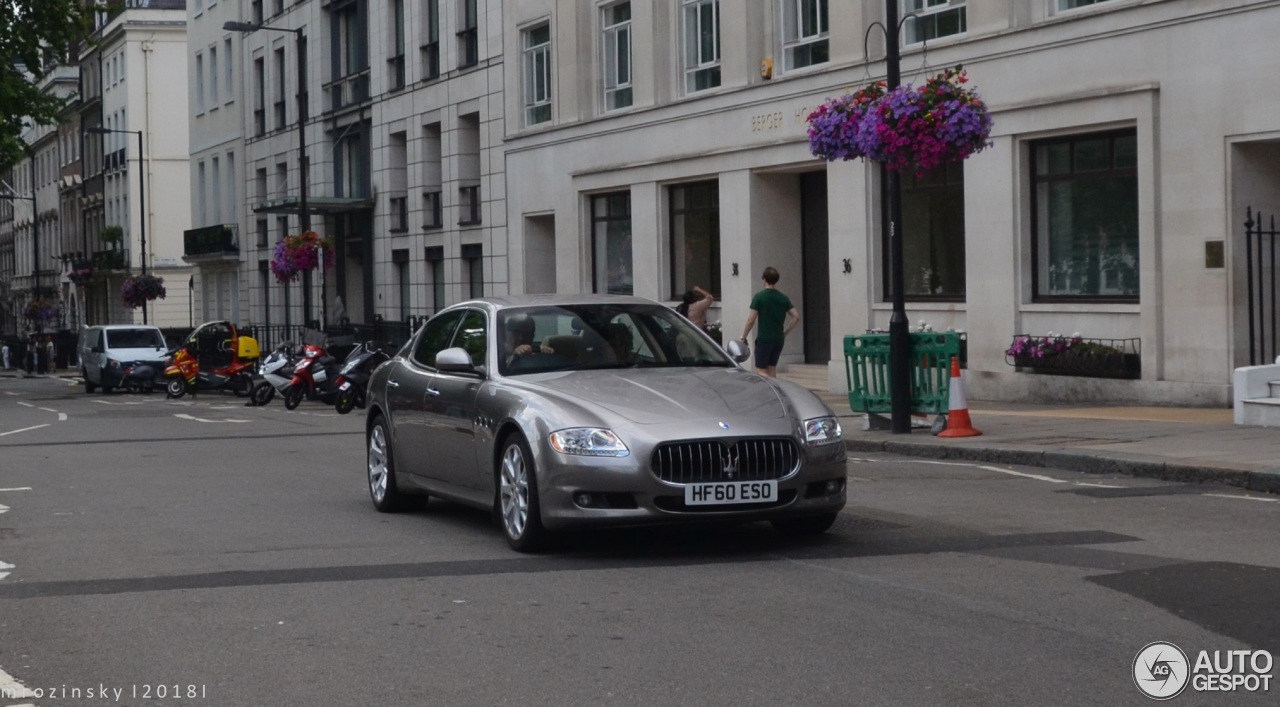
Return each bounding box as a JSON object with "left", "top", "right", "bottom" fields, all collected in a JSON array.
[{"left": 651, "top": 438, "right": 800, "bottom": 484}]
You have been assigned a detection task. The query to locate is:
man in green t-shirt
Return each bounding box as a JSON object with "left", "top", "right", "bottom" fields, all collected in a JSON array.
[{"left": 739, "top": 266, "right": 800, "bottom": 378}]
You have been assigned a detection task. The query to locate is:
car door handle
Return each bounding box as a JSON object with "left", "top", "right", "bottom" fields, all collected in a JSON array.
[{"left": 426, "top": 387, "right": 441, "bottom": 397}]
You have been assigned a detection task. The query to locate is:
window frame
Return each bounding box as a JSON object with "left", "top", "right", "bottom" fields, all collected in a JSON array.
[
  {"left": 880, "top": 162, "right": 968, "bottom": 302},
  {"left": 903, "top": 0, "right": 967, "bottom": 45},
  {"left": 522, "top": 23, "right": 552, "bottom": 126},
  {"left": 668, "top": 180, "right": 721, "bottom": 300},
  {"left": 601, "top": 1, "right": 633, "bottom": 111},
  {"left": 682, "top": 0, "right": 721, "bottom": 94},
  {"left": 1029, "top": 128, "right": 1140, "bottom": 302},
  {"left": 781, "top": 0, "right": 828, "bottom": 71},
  {"left": 590, "top": 191, "right": 633, "bottom": 295},
  {"left": 457, "top": 0, "right": 479, "bottom": 69}
]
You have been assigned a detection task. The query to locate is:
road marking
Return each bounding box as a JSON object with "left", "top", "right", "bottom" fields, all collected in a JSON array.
[
  {"left": 0, "top": 504, "right": 8, "bottom": 514},
  {"left": 0, "top": 488, "right": 32, "bottom": 492},
  {"left": 1205, "top": 493, "right": 1280, "bottom": 503},
  {"left": 92, "top": 400, "right": 146, "bottom": 405},
  {"left": 0, "top": 559, "right": 14, "bottom": 582},
  {"left": 0, "top": 424, "right": 50, "bottom": 437},
  {"left": 174, "top": 414, "right": 251, "bottom": 423},
  {"left": 913, "top": 459, "right": 1071, "bottom": 484},
  {"left": 17, "top": 401, "right": 33, "bottom": 408},
  {"left": 0, "top": 665, "right": 35, "bottom": 699}
]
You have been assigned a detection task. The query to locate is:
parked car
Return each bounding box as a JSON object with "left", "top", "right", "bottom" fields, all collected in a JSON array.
[
  {"left": 77, "top": 325, "right": 169, "bottom": 394},
  {"left": 364, "top": 295, "right": 847, "bottom": 552}
]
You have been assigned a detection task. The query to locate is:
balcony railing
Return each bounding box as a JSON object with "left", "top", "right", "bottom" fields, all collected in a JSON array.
[
  {"left": 183, "top": 224, "right": 240, "bottom": 258},
  {"left": 326, "top": 70, "right": 371, "bottom": 112}
]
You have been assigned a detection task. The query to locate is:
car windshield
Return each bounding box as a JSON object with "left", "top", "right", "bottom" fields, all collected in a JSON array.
[
  {"left": 497, "top": 303, "right": 733, "bottom": 376},
  {"left": 106, "top": 329, "right": 165, "bottom": 348}
]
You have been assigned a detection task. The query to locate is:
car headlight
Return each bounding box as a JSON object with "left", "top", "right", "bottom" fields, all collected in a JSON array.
[
  {"left": 804, "top": 416, "right": 843, "bottom": 447},
  {"left": 549, "top": 428, "right": 630, "bottom": 457},
  {"left": 107, "top": 358, "right": 122, "bottom": 370}
]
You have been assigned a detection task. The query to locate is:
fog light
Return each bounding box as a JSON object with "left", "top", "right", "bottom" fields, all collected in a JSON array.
[
  {"left": 575, "top": 493, "right": 595, "bottom": 508},
  {"left": 825, "top": 480, "right": 843, "bottom": 495}
]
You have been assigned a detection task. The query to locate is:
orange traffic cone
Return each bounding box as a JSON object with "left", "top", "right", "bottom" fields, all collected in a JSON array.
[{"left": 937, "top": 356, "right": 982, "bottom": 438}]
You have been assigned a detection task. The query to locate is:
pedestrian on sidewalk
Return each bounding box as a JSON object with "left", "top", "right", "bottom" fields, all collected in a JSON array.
[
  {"left": 740, "top": 266, "right": 800, "bottom": 378},
  {"left": 676, "top": 285, "right": 714, "bottom": 329},
  {"left": 45, "top": 336, "right": 56, "bottom": 373},
  {"left": 26, "top": 335, "right": 38, "bottom": 375},
  {"left": 1, "top": 341, "right": 9, "bottom": 370}
]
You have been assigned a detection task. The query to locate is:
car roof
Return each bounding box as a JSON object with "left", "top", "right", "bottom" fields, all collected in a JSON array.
[{"left": 86, "top": 324, "right": 164, "bottom": 330}]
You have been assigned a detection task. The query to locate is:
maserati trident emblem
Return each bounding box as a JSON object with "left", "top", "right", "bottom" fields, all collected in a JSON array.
[
  {"left": 718, "top": 421, "right": 730, "bottom": 429},
  {"left": 722, "top": 452, "right": 739, "bottom": 479}
]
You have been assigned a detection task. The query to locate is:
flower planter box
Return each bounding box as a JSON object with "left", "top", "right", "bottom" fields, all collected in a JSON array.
[{"left": 1005, "top": 336, "right": 1140, "bottom": 380}]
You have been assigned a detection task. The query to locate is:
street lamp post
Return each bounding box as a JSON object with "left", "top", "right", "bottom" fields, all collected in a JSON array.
[
  {"left": 87, "top": 127, "right": 147, "bottom": 325},
  {"left": 224, "top": 20, "right": 321, "bottom": 328},
  {"left": 883, "top": 1, "right": 912, "bottom": 434}
]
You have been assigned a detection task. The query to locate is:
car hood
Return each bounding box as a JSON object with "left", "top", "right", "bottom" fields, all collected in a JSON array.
[
  {"left": 527, "top": 367, "right": 786, "bottom": 424},
  {"left": 107, "top": 347, "right": 169, "bottom": 362}
]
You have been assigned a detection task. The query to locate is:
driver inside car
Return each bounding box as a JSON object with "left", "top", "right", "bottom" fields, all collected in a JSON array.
[{"left": 503, "top": 314, "right": 555, "bottom": 367}]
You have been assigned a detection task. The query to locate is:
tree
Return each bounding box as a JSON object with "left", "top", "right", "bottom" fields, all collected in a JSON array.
[{"left": 0, "top": 0, "right": 92, "bottom": 170}]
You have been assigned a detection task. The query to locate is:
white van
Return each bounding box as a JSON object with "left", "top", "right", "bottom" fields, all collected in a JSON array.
[{"left": 77, "top": 325, "right": 169, "bottom": 393}]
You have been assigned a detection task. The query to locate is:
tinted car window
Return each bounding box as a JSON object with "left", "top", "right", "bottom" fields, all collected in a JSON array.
[
  {"left": 451, "top": 310, "right": 488, "bottom": 368},
  {"left": 412, "top": 310, "right": 464, "bottom": 368},
  {"left": 106, "top": 329, "right": 165, "bottom": 348}
]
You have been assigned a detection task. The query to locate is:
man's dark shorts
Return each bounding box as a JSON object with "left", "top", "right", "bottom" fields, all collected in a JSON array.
[{"left": 754, "top": 339, "right": 784, "bottom": 369}]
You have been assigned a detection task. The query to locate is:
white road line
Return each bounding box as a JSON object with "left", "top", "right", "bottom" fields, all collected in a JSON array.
[
  {"left": 1073, "top": 481, "right": 1125, "bottom": 488},
  {"left": 37, "top": 407, "right": 57, "bottom": 413},
  {"left": 914, "top": 459, "right": 1072, "bottom": 484},
  {"left": 92, "top": 400, "right": 145, "bottom": 405},
  {"left": 174, "top": 414, "right": 250, "bottom": 423},
  {"left": 0, "top": 665, "right": 36, "bottom": 699},
  {"left": 58, "top": 412, "right": 67, "bottom": 421},
  {"left": 0, "top": 504, "right": 8, "bottom": 514},
  {"left": 0, "top": 424, "right": 50, "bottom": 438},
  {"left": 1205, "top": 493, "right": 1280, "bottom": 503},
  {"left": 16, "top": 401, "right": 33, "bottom": 408},
  {"left": 0, "top": 488, "right": 32, "bottom": 492}
]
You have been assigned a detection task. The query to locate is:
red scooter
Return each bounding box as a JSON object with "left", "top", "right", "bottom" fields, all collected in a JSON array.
[{"left": 282, "top": 343, "right": 341, "bottom": 410}]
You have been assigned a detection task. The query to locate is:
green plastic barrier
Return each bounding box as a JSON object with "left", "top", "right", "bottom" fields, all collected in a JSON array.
[{"left": 844, "top": 331, "right": 963, "bottom": 414}]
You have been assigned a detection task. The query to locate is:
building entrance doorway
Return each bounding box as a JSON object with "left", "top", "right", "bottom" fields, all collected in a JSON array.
[{"left": 800, "top": 171, "right": 831, "bottom": 363}]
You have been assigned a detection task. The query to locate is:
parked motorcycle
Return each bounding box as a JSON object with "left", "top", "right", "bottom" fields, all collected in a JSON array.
[
  {"left": 120, "top": 362, "right": 159, "bottom": 393},
  {"left": 332, "top": 342, "right": 391, "bottom": 415},
  {"left": 282, "top": 343, "right": 342, "bottom": 410},
  {"left": 247, "top": 343, "right": 297, "bottom": 407},
  {"left": 163, "top": 343, "right": 255, "bottom": 399}
]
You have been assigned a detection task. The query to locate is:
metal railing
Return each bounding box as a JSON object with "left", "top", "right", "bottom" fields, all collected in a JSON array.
[{"left": 1246, "top": 207, "right": 1278, "bottom": 366}]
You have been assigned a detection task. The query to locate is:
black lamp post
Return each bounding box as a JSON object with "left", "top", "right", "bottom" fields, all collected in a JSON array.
[
  {"left": 224, "top": 20, "right": 320, "bottom": 328},
  {"left": 86, "top": 126, "right": 148, "bottom": 325},
  {"left": 878, "top": 2, "right": 912, "bottom": 433}
]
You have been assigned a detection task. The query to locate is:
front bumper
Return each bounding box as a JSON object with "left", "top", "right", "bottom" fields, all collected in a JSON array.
[{"left": 536, "top": 439, "right": 847, "bottom": 530}]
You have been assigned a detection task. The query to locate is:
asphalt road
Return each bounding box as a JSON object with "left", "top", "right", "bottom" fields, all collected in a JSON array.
[{"left": 0, "top": 375, "right": 1276, "bottom": 706}]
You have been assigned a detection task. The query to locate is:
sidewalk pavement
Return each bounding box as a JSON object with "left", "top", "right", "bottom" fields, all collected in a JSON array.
[{"left": 778, "top": 365, "right": 1280, "bottom": 496}]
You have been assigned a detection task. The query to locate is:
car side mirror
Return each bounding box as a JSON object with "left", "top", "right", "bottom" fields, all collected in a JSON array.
[
  {"left": 725, "top": 338, "right": 750, "bottom": 364},
  {"left": 436, "top": 347, "right": 480, "bottom": 374}
]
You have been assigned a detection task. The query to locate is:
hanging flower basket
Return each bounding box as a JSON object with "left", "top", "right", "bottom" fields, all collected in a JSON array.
[
  {"left": 1005, "top": 334, "right": 1141, "bottom": 379},
  {"left": 121, "top": 274, "right": 167, "bottom": 309},
  {"left": 807, "top": 65, "right": 993, "bottom": 175},
  {"left": 270, "top": 230, "right": 335, "bottom": 284},
  {"left": 23, "top": 298, "right": 61, "bottom": 322},
  {"left": 68, "top": 265, "right": 94, "bottom": 285}
]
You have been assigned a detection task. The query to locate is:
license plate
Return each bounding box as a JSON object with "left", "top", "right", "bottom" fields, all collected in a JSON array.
[
  {"left": 339, "top": 381, "right": 351, "bottom": 391},
  {"left": 684, "top": 480, "right": 777, "bottom": 506}
]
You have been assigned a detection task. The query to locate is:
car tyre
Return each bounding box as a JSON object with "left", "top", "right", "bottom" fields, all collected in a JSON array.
[
  {"left": 250, "top": 382, "right": 275, "bottom": 407},
  {"left": 283, "top": 384, "right": 304, "bottom": 410},
  {"left": 498, "top": 434, "right": 548, "bottom": 553},
  {"left": 165, "top": 376, "right": 187, "bottom": 399},
  {"left": 368, "top": 415, "right": 419, "bottom": 512},
  {"left": 771, "top": 512, "right": 839, "bottom": 538}
]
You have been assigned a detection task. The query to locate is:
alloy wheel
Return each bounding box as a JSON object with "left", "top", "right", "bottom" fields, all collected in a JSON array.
[
  {"left": 368, "top": 424, "right": 389, "bottom": 505},
  {"left": 500, "top": 443, "right": 529, "bottom": 539}
]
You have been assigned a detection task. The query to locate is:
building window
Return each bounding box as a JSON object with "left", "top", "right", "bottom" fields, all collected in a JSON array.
[
  {"left": 421, "top": 0, "right": 440, "bottom": 80},
  {"left": 209, "top": 45, "right": 219, "bottom": 106},
  {"left": 389, "top": 0, "right": 406, "bottom": 91},
  {"left": 458, "top": 185, "right": 481, "bottom": 225},
  {"left": 277, "top": 215, "right": 289, "bottom": 242},
  {"left": 1059, "top": 0, "right": 1113, "bottom": 8},
  {"left": 251, "top": 0, "right": 263, "bottom": 25},
  {"left": 884, "top": 162, "right": 967, "bottom": 301},
  {"left": 330, "top": 0, "right": 370, "bottom": 109},
  {"left": 224, "top": 38, "right": 234, "bottom": 103},
  {"left": 257, "top": 218, "right": 269, "bottom": 248},
  {"left": 682, "top": 0, "right": 720, "bottom": 93},
  {"left": 522, "top": 24, "right": 551, "bottom": 126},
  {"left": 782, "top": 0, "right": 827, "bottom": 70},
  {"left": 423, "top": 190, "right": 442, "bottom": 229},
  {"left": 591, "top": 192, "right": 632, "bottom": 295},
  {"left": 462, "top": 244, "right": 483, "bottom": 298},
  {"left": 669, "top": 181, "right": 720, "bottom": 299},
  {"left": 195, "top": 53, "right": 205, "bottom": 113},
  {"left": 335, "top": 130, "right": 368, "bottom": 198},
  {"left": 274, "top": 48, "right": 287, "bottom": 129},
  {"left": 253, "top": 58, "right": 266, "bottom": 136},
  {"left": 390, "top": 196, "right": 408, "bottom": 232},
  {"left": 602, "top": 2, "right": 632, "bottom": 111},
  {"left": 457, "top": 0, "right": 479, "bottom": 68},
  {"left": 394, "top": 249, "right": 411, "bottom": 319},
  {"left": 425, "top": 245, "right": 445, "bottom": 313},
  {"left": 904, "top": 0, "right": 966, "bottom": 44},
  {"left": 1031, "top": 130, "right": 1139, "bottom": 300}
]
